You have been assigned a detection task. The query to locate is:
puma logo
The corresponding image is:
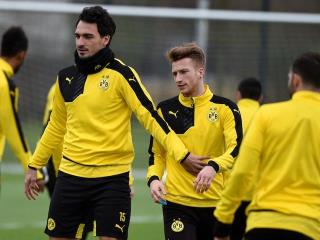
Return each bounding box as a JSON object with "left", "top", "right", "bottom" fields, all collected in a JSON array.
[
  {"left": 65, "top": 77, "right": 73, "bottom": 84},
  {"left": 115, "top": 224, "right": 125, "bottom": 233},
  {"left": 128, "top": 78, "right": 136, "bottom": 82},
  {"left": 233, "top": 109, "right": 240, "bottom": 114},
  {"left": 169, "top": 110, "right": 179, "bottom": 119}
]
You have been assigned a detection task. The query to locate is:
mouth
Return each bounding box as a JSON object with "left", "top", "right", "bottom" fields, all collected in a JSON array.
[{"left": 77, "top": 48, "right": 88, "bottom": 56}]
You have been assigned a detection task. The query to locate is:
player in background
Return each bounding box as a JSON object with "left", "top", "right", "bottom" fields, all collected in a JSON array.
[
  {"left": 147, "top": 42, "right": 242, "bottom": 240},
  {"left": 230, "top": 77, "right": 262, "bottom": 240},
  {"left": 0, "top": 26, "right": 44, "bottom": 188},
  {"left": 214, "top": 52, "right": 320, "bottom": 240}
]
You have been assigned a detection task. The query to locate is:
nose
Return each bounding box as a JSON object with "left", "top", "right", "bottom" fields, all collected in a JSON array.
[
  {"left": 175, "top": 73, "right": 182, "bottom": 83},
  {"left": 76, "top": 36, "right": 85, "bottom": 47}
]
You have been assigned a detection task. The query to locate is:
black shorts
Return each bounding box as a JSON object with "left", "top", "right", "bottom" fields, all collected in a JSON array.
[
  {"left": 245, "top": 228, "right": 313, "bottom": 240},
  {"left": 45, "top": 171, "right": 131, "bottom": 239},
  {"left": 162, "top": 201, "right": 216, "bottom": 240}
]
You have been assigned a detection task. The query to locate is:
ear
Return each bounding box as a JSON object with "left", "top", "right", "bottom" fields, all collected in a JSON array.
[
  {"left": 292, "top": 73, "right": 303, "bottom": 90},
  {"left": 236, "top": 90, "right": 242, "bottom": 101},
  {"left": 198, "top": 67, "right": 205, "bottom": 79},
  {"left": 102, "top": 35, "right": 110, "bottom": 47},
  {"left": 16, "top": 51, "right": 27, "bottom": 62},
  {"left": 259, "top": 94, "right": 264, "bottom": 104}
]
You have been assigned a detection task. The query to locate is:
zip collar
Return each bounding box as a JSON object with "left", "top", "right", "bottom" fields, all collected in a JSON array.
[{"left": 179, "top": 84, "right": 213, "bottom": 108}]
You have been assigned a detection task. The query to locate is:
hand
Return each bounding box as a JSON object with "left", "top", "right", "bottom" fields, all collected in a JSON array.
[
  {"left": 150, "top": 179, "right": 166, "bottom": 204},
  {"left": 194, "top": 166, "right": 216, "bottom": 193},
  {"left": 181, "top": 153, "right": 209, "bottom": 175},
  {"left": 25, "top": 168, "right": 40, "bottom": 200},
  {"left": 130, "top": 186, "right": 135, "bottom": 198},
  {"left": 214, "top": 236, "right": 230, "bottom": 240}
]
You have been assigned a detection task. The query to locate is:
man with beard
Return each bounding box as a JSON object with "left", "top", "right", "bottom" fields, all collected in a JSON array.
[
  {"left": 214, "top": 52, "right": 320, "bottom": 240},
  {"left": 25, "top": 6, "right": 207, "bottom": 240}
]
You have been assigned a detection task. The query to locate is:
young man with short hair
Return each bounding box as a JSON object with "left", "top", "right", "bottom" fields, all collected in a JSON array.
[{"left": 147, "top": 42, "right": 242, "bottom": 240}]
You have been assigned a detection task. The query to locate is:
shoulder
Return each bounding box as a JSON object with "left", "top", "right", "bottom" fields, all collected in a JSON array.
[
  {"left": 58, "top": 65, "right": 78, "bottom": 80},
  {"left": 211, "top": 95, "right": 239, "bottom": 110},
  {"left": 259, "top": 100, "right": 291, "bottom": 113},
  {"left": 157, "top": 96, "right": 180, "bottom": 110},
  {"left": 108, "top": 58, "right": 137, "bottom": 80}
]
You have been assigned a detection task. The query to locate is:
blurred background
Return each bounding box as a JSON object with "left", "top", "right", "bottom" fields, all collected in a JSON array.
[{"left": 0, "top": 1, "right": 320, "bottom": 239}]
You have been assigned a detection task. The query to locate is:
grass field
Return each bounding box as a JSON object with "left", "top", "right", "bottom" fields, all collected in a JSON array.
[{"left": 0, "top": 120, "right": 165, "bottom": 240}]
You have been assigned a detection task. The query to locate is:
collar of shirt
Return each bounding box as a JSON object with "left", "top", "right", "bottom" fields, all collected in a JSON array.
[
  {"left": 0, "top": 57, "right": 14, "bottom": 78},
  {"left": 178, "top": 84, "right": 213, "bottom": 108},
  {"left": 292, "top": 90, "right": 320, "bottom": 102}
]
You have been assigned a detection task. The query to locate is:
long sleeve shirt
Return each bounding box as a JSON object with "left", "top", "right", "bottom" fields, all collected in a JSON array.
[
  {"left": 0, "top": 58, "right": 31, "bottom": 171},
  {"left": 147, "top": 85, "right": 243, "bottom": 207},
  {"left": 237, "top": 98, "right": 260, "bottom": 201},
  {"left": 214, "top": 91, "right": 320, "bottom": 240},
  {"left": 30, "top": 57, "right": 189, "bottom": 178}
]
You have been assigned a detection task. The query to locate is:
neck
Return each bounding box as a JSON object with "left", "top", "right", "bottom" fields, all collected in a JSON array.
[
  {"left": 189, "top": 83, "right": 205, "bottom": 97},
  {"left": 297, "top": 84, "right": 320, "bottom": 93},
  {"left": 74, "top": 46, "right": 114, "bottom": 74}
]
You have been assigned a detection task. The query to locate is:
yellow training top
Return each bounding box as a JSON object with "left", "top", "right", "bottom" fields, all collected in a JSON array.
[
  {"left": 30, "top": 57, "right": 189, "bottom": 178},
  {"left": 214, "top": 91, "right": 320, "bottom": 240},
  {"left": 237, "top": 98, "right": 260, "bottom": 201},
  {"left": 147, "top": 85, "right": 243, "bottom": 207},
  {"left": 0, "top": 57, "right": 31, "bottom": 171}
]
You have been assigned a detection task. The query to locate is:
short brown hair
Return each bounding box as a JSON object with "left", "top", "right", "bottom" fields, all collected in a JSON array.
[{"left": 166, "top": 42, "right": 206, "bottom": 67}]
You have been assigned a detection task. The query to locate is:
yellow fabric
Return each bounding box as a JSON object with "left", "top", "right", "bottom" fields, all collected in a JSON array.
[
  {"left": 0, "top": 57, "right": 31, "bottom": 171},
  {"left": 237, "top": 98, "right": 260, "bottom": 200},
  {"left": 40, "top": 82, "right": 62, "bottom": 175},
  {"left": 147, "top": 85, "right": 242, "bottom": 207},
  {"left": 30, "top": 58, "right": 188, "bottom": 178},
  {"left": 214, "top": 91, "right": 320, "bottom": 239}
]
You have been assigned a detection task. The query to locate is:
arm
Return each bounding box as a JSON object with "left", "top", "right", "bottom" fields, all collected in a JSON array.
[
  {"left": 0, "top": 79, "right": 31, "bottom": 172},
  {"left": 211, "top": 104, "right": 243, "bottom": 173},
  {"left": 121, "top": 67, "right": 189, "bottom": 162},
  {"left": 29, "top": 79, "right": 67, "bottom": 169},
  {"left": 214, "top": 110, "right": 264, "bottom": 237},
  {"left": 25, "top": 79, "right": 67, "bottom": 200},
  {"left": 146, "top": 134, "right": 167, "bottom": 204}
]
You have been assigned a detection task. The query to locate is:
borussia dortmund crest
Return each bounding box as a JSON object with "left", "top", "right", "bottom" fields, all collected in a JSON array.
[
  {"left": 208, "top": 107, "right": 219, "bottom": 122},
  {"left": 99, "top": 75, "right": 109, "bottom": 91},
  {"left": 47, "top": 218, "right": 56, "bottom": 231},
  {"left": 171, "top": 218, "right": 184, "bottom": 232}
]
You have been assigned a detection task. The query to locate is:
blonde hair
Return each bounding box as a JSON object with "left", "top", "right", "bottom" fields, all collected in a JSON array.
[{"left": 166, "top": 42, "right": 206, "bottom": 67}]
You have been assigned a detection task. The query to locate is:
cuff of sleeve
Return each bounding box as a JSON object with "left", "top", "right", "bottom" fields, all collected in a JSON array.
[
  {"left": 208, "top": 160, "right": 220, "bottom": 173},
  {"left": 213, "top": 219, "right": 231, "bottom": 237},
  {"left": 180, "top": 152, "right": 190, "bottom": 163},
  {"left": 28, "top": 165, "right": 38, "bottom": 171},
  {"left": 147, "top": 176, "right": 160, "bottom": 187}
]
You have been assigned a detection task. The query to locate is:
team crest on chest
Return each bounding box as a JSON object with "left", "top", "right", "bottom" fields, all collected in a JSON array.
[
  {"left": 208, "top": 107, "right": 219, "bottom": 122},
  {"left": 99, "top": 75, "right": 109, "bottom": 91}
]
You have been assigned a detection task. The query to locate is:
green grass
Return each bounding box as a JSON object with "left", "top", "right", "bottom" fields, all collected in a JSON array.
[
  {"left": 0, "top": 119, "right": 164, "bottom": 239},
  {"left": 0, "top": 173, "right": 164, "bottom": 240}
]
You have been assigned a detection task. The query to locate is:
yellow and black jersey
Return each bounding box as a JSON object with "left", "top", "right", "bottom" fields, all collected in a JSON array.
[
  {"left": 237, "top": 98, "right": 260, "bottom": 201},
  {"left": 0, "top": 58, "right": 31, "bottom": 171},
  {"left": 41, "top": 82, "right": 62, "bottom": 176},
  {"left": 30, "top": 57, "right": 189, "bottom": 178},
  {"left": 214, "top": 91, "right": 320, "bottom": 240},
  {"left": 147, "top": 85, "right": 243, "bottom": 207}
]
